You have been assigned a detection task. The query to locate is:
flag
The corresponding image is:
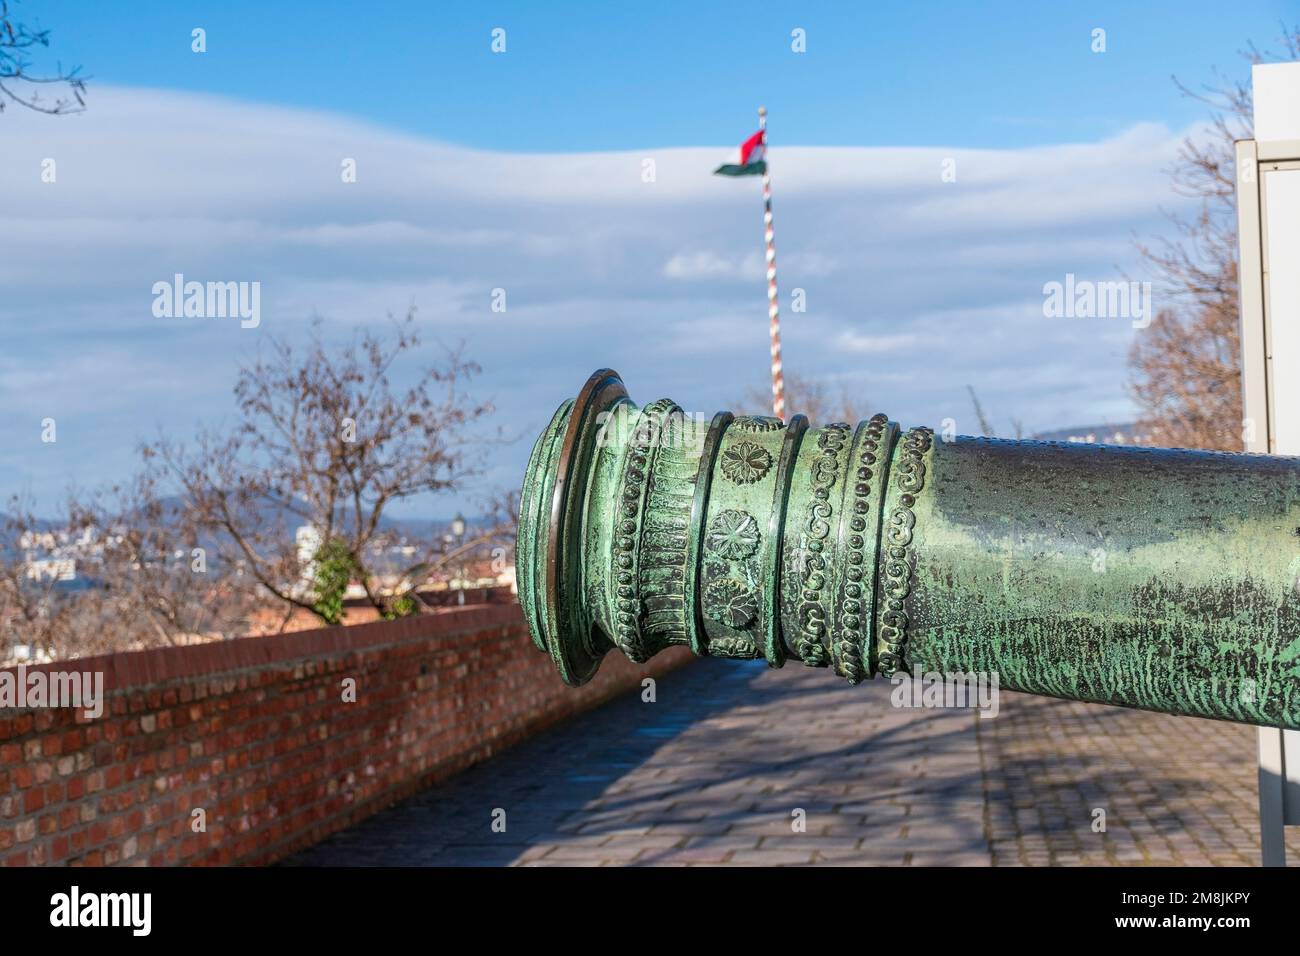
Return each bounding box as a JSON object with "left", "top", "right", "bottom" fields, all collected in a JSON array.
[{"left": 714, "top": 129, "right": 766, "bottom": 176}]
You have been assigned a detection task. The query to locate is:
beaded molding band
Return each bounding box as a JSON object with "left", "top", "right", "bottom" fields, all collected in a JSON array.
[
  {"left": 875, "top": 425, "right": 933, "bottom": 677},
  {"left": 611, "top": 398, "right": 677, "bottom": 662},
  {"left": 831, "top": 413, "right": 893, "bottom": 683}
]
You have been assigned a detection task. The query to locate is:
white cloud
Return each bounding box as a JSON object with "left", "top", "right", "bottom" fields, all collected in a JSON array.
[
  {"left": 663, "top": 250, "right": 756, "bottom": 280},
  {"left": 0, "top": 85, "right": 1198, "bottom": 509},
  {"left": 835, "top": 332, "right": 918, "bottom": 354}
]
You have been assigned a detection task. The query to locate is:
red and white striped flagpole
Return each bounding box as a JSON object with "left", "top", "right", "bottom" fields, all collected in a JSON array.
[{"left": 759, "top": 106, "right": 784, "bottom": 421}]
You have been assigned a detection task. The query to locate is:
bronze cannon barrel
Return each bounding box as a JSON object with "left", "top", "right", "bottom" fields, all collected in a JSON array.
[{"left": 517, "top": 369, "right": 1300, "bottom": 729}]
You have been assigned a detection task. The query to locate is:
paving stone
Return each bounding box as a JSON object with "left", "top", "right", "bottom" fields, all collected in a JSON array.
[{"left": 286, "top": 657, "right": 1300, "bottom": 866}]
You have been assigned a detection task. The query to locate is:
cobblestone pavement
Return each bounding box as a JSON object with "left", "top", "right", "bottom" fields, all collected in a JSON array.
[{"left": 288, "top": 658, "right": 1299, "bottom": 866}]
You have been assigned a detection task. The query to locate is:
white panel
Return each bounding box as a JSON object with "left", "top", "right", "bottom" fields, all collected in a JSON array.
[
  {"left": 1265, "top": 167, "right": 1300, "bottom": 454},
  {"left": 1255, "top": 63, "right": 1300, "bottom": 143},
  {"left": 1286, "top": 729, "right": 1300, "bottom": 825},
  {"left": 1237, "top": 140, "right": 1268, "bottom": 451}
]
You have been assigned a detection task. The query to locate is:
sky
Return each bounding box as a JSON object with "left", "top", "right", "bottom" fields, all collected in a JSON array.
[{"left": 1, "top": 1, "right": 1295, "bottom": 518}]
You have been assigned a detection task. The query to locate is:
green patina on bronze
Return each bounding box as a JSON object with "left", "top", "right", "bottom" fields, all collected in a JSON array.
[{"left": 518, "top": 369, "right": 1300, "bottom": 730}]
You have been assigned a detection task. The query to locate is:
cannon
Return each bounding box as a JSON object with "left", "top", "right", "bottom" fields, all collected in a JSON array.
[{"left": 517, "top": 369, "right": 1300, "bottom": 729}]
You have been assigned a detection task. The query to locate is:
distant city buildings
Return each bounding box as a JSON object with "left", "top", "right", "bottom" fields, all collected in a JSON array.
[
  {"left": 16, "top": 525, "right": 103, "bottom": 584},
  {"left": 25, "top": 558, "right": 76, "bottom": 583},
  {"left": 295, "top": 524, "right": 323, "bottom": 583}
]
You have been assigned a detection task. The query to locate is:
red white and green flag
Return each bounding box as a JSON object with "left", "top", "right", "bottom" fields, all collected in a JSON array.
[{"left": 713, "top": 129, "right": 767, "bottom": 176}]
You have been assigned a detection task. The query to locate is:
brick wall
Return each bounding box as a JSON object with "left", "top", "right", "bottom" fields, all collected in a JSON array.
[{"left": 0, "top": 604, "right": 693, "bottom": 866}]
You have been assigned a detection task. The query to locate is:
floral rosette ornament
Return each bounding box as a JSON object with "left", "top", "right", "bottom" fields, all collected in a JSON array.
[
  {"left": 705, "top": 509, "right": 760, "bottom": 559},
  {"left": 705, "top": 579, "right": 759, "bottom": 629},
  {"left": 720, "top": 440, "right": 772, "bottom": 485}
]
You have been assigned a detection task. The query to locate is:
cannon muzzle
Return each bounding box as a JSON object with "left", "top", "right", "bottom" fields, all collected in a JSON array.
[{"left": 517, "top": 369, "right": 1300, "bottom": 729}]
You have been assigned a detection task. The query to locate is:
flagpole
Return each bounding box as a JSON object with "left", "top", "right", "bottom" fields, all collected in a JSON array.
[{"left": 759, "top": 105, "right": 784, "bottom": 421}]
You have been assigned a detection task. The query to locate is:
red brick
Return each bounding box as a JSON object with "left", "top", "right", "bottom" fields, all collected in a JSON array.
[{"left": 0, "top": 608, "right": 689, "bottom": 867}]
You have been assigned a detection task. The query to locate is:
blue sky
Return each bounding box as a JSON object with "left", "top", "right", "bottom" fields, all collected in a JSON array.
[
  {"left": 3, "top": 2, "right": 1295, "bottom": 519},
  {"left": 34, "top": 0, "right": 1296, "bottom": 149}
]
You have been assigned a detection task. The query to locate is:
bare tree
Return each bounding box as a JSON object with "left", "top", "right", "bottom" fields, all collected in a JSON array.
[
  {"left": 67, "top": 474, "right": 266, "bottom": 646},
  {"left": 0, "top": 0, "right": 86, "bottom": 115},
  {"left": 0, "top": 480, "right": 265, "bottom": 662},
  {"left": 739, "top": 371, "right": 870, "bottom": 423},
  {"left": 0, "top": 496, "right": 109, "bottom": 661},
  {"left": 149, "top": 312, "right": 511, "bottom": 625},
  {"left": 959, "top": 385, "right": 1023, "bottom": 440},
  {"left": 965, "top": 385, "right": 995, "bottom": 438},
  {"left": 1, "top": 497, "right": 68, "bottom": 660},
  {"left": 1128, "top": 25, "right": 1300, "bottom": 451},
  {"left": 386, "top": 489, "right": 518, "bottom": 606}
]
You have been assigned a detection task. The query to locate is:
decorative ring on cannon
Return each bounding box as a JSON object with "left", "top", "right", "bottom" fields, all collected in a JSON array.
[{"left": 519, "top": 369, "right": 1300, "bottom": 729}]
